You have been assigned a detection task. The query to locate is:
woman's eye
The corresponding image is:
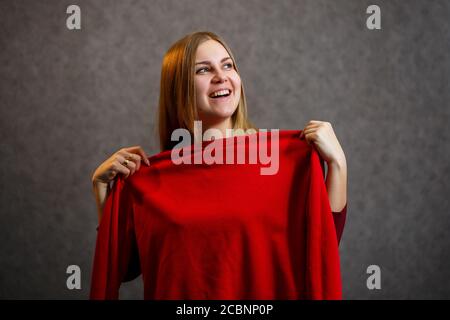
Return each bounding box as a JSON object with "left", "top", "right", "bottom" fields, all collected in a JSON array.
[
  {"left": 196, "top": 63, "right": 233, "bottom": 74},
  {"left": 196, "top": 67, "right": 209, "bottom": 74}
]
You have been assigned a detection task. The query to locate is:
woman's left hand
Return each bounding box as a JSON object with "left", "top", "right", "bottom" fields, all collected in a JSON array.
[{"left": 299, "top": 120, "right": 346, "bottom": 165}]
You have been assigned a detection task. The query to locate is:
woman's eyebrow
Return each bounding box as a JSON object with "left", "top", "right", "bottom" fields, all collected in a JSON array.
[{"left": 195, "top": 57, "right": 232, "bottom": 65}]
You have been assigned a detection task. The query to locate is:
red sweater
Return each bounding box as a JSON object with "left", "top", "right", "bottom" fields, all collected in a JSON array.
[{"left": 90, "top": 130, "right": 345, "bottom": 300}]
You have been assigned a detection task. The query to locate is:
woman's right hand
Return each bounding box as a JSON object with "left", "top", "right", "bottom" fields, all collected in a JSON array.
[
  {"left": 92, "top": 146, "right": 150, "bottom": 185},
  {"left": 91, "top": 146, "right": 150, "bottom": 223}
]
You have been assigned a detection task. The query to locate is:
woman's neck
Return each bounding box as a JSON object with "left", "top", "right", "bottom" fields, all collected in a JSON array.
[{"left": 201, "top": 117, "right": 233, "bottom": 139}]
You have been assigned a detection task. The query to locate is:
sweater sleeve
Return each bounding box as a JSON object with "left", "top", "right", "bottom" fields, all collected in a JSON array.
[
  {"left": 305, "top": 149, "right": 342, "bottom": 299},
  {"left": 90, "top": 177, "right": 140, "bottom": 299}
]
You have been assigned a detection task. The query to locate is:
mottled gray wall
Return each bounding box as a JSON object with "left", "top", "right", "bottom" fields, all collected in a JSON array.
[{"left": 0, "top": 0, "right": 449, "bottom": 299}]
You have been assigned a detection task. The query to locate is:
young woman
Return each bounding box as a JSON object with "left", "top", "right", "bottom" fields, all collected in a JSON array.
[
  {"left": 91, "top": 31, "right": 347, "bottom": 224},
  {"left": 90, "top": 31, "right": 348, "bottom": 300}
]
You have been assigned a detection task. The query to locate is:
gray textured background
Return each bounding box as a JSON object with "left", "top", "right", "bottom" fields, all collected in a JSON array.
[{"left": 1, "top": 0, "right": 449, "bottom": 299}]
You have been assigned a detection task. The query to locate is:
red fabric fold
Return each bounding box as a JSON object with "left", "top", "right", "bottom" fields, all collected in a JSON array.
[
  {"left": 90, "top": 130, "right": 343, "bottom": 300},
  {"left": 332, "top": 204, "right": 347, "bottom": 244}
]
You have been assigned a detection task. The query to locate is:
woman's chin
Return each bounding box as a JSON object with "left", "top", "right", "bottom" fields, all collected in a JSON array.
[
  {"left": 204, "top": 105, "right": 237, "bottom": 118},
  {"left": 198, "top": 110, "right": 235, "bottom": 125},
  {"left": 212, "top": 110, "right": 237, "bottom": 121}
]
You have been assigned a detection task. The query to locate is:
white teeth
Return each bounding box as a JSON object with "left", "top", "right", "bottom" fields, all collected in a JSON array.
[{"left": 210, "top": 89, "right": 230, "bottom": 97}]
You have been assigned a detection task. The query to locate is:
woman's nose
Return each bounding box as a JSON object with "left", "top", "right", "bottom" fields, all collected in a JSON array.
[{"left": 212, "top": 70, "right": 227, "bottom": 83}]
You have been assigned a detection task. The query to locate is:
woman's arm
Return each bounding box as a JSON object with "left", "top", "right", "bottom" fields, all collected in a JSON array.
[
  {"left": 92, "top": 181, "right": 111, "bottom": 223},
  {"left": 91, "top": 146, "right": 150, "bottom": 223},
  {"left": 325, "top": 157, "right": 347, "bottom": 212},
  {"left": 300, "top": 120, "right": 347, "bottom": 213}
]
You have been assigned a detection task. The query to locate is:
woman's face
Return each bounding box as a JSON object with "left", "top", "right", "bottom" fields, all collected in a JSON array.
[{"left": 194, "top": 40, "right": 241, "bottom": 128}]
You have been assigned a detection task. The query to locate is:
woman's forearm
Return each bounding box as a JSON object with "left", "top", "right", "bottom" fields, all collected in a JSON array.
[
  {"left": 325, "top": 157, "right": 347, "bottom": 212},
  {"left": 92, "top": 181, "right": 110, "bottom": 223}
]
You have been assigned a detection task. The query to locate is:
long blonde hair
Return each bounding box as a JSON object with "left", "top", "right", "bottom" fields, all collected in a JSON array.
[{"left": 158, "top": 31, "right": 255, "bottom": 151}]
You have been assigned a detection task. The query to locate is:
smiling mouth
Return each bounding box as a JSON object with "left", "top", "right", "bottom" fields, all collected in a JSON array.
[
  {"left": 209, "top": 94, "right": 231, "bottom": 101},
  {"left": 209, "top": 89, "right": 232, "bottom": 99}
]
